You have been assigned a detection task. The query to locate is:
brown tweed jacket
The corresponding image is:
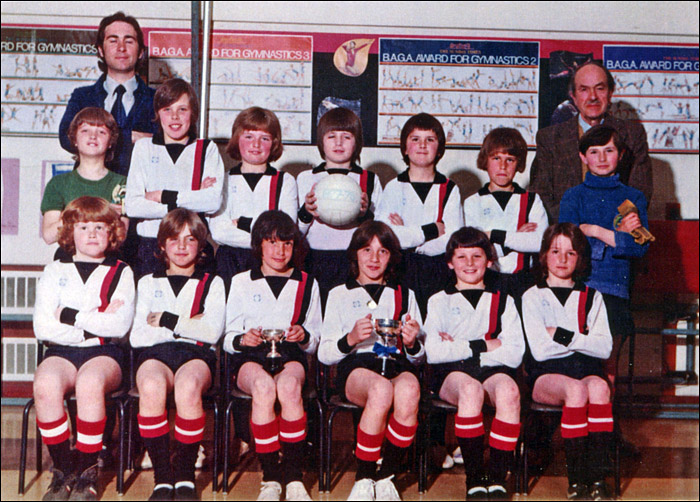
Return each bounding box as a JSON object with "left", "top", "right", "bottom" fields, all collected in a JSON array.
[{"left": 530, "top": 114, "right": 653, "bottom": 222}]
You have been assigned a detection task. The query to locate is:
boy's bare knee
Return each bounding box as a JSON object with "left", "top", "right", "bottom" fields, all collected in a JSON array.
[
  {"left": 587, "top": 378, "right": 611, "bottom": 403},
  {"left": 565, "top": 380, "right": 588, "bottom": 407}
]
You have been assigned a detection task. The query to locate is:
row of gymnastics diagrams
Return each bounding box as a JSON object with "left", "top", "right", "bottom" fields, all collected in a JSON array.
[{"left": 1, "top": 24, "right": 698, "bottom": 152}]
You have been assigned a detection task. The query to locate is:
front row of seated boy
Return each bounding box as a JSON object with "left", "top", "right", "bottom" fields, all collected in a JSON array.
[{"left": 33, "top": 123, "right": 647, "bottom": 501}]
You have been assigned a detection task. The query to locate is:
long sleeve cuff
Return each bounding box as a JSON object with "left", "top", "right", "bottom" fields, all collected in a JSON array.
[
  {"left": 405, "top": 339, "right": 422, "bottom": 356},
  {"left": 60, "top": 308, "right": 79, "bottom": 326},
  {"left": 232, "top": 334, "right": 245, "bottom": 351},
  {"left": 162, "top": 190, "right": 178, "bottom": 212},
  {"left": 469, "top": 339, "right": 487, "bottom": 354},
  {"left": 298, "top": 205, "right": 313, "bottom": 224},
  {"left": 422, "top": 223, "right": 439, "bottom": 242},
  {"left": 238, "top": 217, "right": 252, "bottom": 233},
  {"left": 490, "top": 229, "right": 506, "bottom": 246},
  {"left": 553, "top": 327, "right": 575, "bottom": 346},
  {"left": 359, "top": 209, "right": 374, "bottom": 223},
  {"left": 159, "top": 311, "right": 179, "bottom": 331},
  {"left": 337, "top": 334, "right": 353, "bottom": 354}
]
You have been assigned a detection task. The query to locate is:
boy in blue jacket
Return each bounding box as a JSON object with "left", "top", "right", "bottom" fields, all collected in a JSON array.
[{"left": 559, "top": 124, "right": 649, "bottom": 382}]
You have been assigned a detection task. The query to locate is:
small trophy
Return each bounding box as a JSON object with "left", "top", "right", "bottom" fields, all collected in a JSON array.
[
  {"left": 261, "top": 328, "right": 286, "bottom": 375},
  {"left": 374, "top": 318, "right": 401, "bottom": 376}
]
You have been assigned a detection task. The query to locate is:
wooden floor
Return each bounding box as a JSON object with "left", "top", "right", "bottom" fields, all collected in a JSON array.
[{"left": 2, "top": 405, "right": 698, "bottom": 501}]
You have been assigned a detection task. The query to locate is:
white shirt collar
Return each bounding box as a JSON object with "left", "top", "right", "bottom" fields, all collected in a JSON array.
[
  {"left": 104, "top": 75, "right": 138, "bottom": 96},
  {"left": 578, "top": 113, "right": 605, "bottom": 133}
]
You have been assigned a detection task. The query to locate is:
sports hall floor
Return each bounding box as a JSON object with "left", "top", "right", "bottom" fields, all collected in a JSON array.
[{"left": 2, "top": 405, "right": 698, "bottom": 501}]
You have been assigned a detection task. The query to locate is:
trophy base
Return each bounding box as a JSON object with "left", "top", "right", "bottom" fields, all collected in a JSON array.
[{"left": 264, "top": 358, "right": 283, "bottom": 376}]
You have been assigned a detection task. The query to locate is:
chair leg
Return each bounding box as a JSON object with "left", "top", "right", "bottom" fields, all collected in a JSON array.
[
  {"left": 314, "top": 400, "right": 325, "bottom": 493},
  {"left": 19, "top": 398, "right": 35, "bottom": 495},
  {"left": 324, "top": 408, "right": 339, "bottom": 492},
  {"left": 614, "top": 433, "right": 621, "bottom": 497},
  {"left": 522, "top": 431, "right": 529, "bottom": 496},
  {"left": 211, "top": 400, "right": 220, "bottom": 492},
  {"left": 116, "top": 399, "right": 126, "bottom": 495},
  {"left": 222, "top": 400, "right": 234, "bottom": 494}
]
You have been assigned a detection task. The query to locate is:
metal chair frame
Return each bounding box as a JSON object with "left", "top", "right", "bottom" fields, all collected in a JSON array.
[{"left": 18, "top": 341, "right": 129, "bottom": 495}]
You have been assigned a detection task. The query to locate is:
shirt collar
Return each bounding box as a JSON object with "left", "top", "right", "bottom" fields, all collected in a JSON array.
[
  {"left": 60, "top": 254, "right": 119, "bottom": 266},
  {"left": 578, "top": 113, "right": 605, "bottom": 133},
  {"left": 536, "top": 278, "right": 587, "bottom": 291},
  {"left": 103, "top": 75, "right": 138, "bottom": 97},
  {"left": 477, "top": 182, "right": 525, "bottom": 196},
  {"left": 312, "top": 162, "right": 362, "bottom": 175},
  {"left": 152, "top": 130, "right": 197, "bottom": 146},
  {"left": 583, "top": 171, "right": 620, "bottom": 188},
  {"left": 250, "top": 267, "right": 302, "bottom": 281},
  {"left": 344, "top": 278, "right": 399, "bottom": 290},
  {"left": 152, "top": 269, "right": 206, "bottom": 280},
  {"left": 396, "top": 169, "right": 447, "bottom": 184},
  {"left": 228, "top": 163, "right": 277, "bottom": 176}
]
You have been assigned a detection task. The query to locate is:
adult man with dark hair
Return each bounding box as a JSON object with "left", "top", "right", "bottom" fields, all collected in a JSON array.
[
  {"left": 59, "top": 12, "right": 157, "bottom": 176},
  {"left": 530, "top": 61, "right": 653, "bottom": 221}
]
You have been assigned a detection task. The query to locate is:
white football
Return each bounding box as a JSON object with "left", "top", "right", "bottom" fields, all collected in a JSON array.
[{"left": 314, "top": 174, "right": 363, "bottom": 226}]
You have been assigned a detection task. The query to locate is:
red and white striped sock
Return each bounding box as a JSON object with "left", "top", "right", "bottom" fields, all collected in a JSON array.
[
  {"left": 37, "top": 414, "right": 70, "bottom": 445},
  {"left": 385, "top": 415, "right": 417, "bottom": 448},
  {"left": 355, "top": 426, "right": 384, "bottom": 462},
  {"left": 174, "top": 414, "right": 205, "bottom": 444},
  {"left": 251, "top": 418, "right": 280, "bottom": 454},
  {"left": 489, "top": 418, "right": 520, "bottom": 451},
  {"left": 280, "top": 414, "right": 307, "bottom": 444},
  {"left": 588, "top": 403, "right": 614, "bottom": 433},
  {"left": 455, "top": 413, "right": 485, "bottom": 439},
  {"left": 561, "top": 406, "right": 589, "bottom": 439},
  {"left": 138, "top": 412, "right": 169, "bottom": 439},
  {"left": 76, "top": 416, "right": 106, "bottom": 453}
]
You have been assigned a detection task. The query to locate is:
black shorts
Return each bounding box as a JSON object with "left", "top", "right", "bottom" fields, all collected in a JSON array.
[
  {"left": 336, "top": 353, "right": 418, "bottom": 400},
  {"left": 136, "top": 342, "right": 216, "bottom": 378},
  {"left": 43, "top": 343, "right": 126, "bottom": 372},
  {"left": 229, "top": 343, "right": 309, "bottom": 385},
  {"left": 527, "top": 352, "right": 606, "bottom": 389},
  {"left": 429, "top": 359, "right": 517, "bottom": 394}
]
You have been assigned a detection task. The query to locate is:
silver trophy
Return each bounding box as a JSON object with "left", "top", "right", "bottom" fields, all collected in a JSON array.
[
  {"left": 374, "top": 318, "right": 401, "bottom": 376},
  {"left": 261, "top": 328, "right": 286, "bottom": 374}
]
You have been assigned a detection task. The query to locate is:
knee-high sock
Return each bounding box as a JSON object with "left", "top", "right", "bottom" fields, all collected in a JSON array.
[
  {"left": 38, "top": 414, "right": 72, "bottom": 474},
  {"left": 280, "top": 414, "right": 307, "bottom": 483},
  {"left": 587, "top": 403, "right": 614, "bottom": 483},
  {"left": 355, "top": 426, "right": 384, "bottom": 481},
  {"left": 561, "top": 406, "right": 588, "bottom": 486},
  {"left": 455, "top": 414, "right": 485, "bottom": 486},
  {"left": 75, "top": 416, "right": 106, "bottom": 474},
  {"left": 488, "top": 418, "right": 521, "bottom": 485},
  {"left": 251, "top": 418, "right": 282, "bottom": 482},
  {"left": 138, "top": 412, "right": 172, "bottom": 486},
  {"left": 173, "top": 414, "right": 205, "bottom": 483},
  {"left": 377, "top": 415, "right": 417, "bottom": 479}
]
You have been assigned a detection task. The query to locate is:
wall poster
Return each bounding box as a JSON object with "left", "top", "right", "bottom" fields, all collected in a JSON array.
[
  {"left": 378, "top": 39, "right": 539, "bottom": 147},
  {"left": 1, "top": 27, "right": 98, "bottom": 136},
  {"left": 149, "top": 30, "right": 313, "bottom": 143},
  {"left": 604, "top": 45, "right": 699, "bottom": 153}
]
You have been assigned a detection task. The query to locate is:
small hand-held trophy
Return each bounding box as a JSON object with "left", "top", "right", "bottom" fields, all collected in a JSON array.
[
  {"left": 261, "top": 328, "right": 286, "bottom": 375},
  {"left": 373, "top": 318, "right": 401, "bottom": 376}
]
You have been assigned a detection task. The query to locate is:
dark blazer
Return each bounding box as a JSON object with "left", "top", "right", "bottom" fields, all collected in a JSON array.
[
  {"left": 530, "top": 114, "right": 653, "bottom": 222},
  {"left": 58, "top": 74, "right": 157, "bottom": 176}
]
